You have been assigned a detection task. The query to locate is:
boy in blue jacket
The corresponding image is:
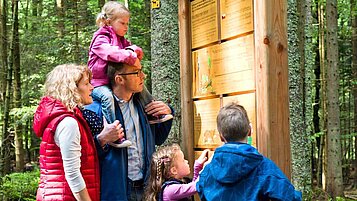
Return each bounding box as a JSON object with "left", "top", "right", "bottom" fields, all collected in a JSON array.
[{"left": 196, "top": 102, "right": 302, "bottom": 201}]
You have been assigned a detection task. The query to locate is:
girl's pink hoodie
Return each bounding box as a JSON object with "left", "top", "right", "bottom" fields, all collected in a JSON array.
[{"left": 88, "top": 26, "right": 142, "bottom": 87}]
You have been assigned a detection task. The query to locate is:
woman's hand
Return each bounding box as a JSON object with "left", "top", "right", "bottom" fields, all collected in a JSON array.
[{"left": 74, "top": 188, "right": 92, "bottom": 201}]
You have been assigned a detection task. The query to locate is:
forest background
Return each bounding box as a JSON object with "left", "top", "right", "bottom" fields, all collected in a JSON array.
[{"left": 0, "top": 0, "right": 356, "bottom": 200}]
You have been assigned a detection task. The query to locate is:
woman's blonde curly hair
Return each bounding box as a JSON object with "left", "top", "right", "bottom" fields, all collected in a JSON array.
[{"left": 44, "top": 64, "right": 92, "bottom": 111}]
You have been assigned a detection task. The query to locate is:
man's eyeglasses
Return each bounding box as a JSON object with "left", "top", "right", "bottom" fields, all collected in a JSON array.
[{"left": 117, "top": 69, "right": 143, "bottom": 77}]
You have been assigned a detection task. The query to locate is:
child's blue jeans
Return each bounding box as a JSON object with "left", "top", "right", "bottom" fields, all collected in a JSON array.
[
  {"left": 92, "top": 85, "right": 153, "bottom": 124},
  {"left": 91, "top": 85, "right": 116, "bottom": 123}
]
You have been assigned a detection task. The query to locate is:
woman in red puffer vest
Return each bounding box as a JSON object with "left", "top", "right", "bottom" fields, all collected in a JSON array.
[{"left": 33, "top": 64, "right": 122, "bottom": 201}]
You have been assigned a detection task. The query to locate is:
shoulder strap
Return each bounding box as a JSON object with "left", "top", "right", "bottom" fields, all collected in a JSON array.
[{"left": 158, "top": 179, "right": 182, "bottom": 201}]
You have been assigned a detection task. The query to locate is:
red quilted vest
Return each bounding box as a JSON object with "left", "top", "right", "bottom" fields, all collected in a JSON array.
[{"left": 33, "top": 97, "right": 100, "bottom": 201}]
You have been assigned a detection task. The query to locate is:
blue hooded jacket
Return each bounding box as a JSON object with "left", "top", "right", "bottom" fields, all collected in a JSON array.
[{"left": 196, "top": 142, "right": 302, "bottom": 201}]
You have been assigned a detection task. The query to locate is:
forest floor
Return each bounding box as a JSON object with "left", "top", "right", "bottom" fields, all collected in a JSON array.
[
  {"left": 311, "top": 187, "right": 357, "bottom": 200},
  {"left": 345, "top": 190, "right": 357, "bottom": 200}
]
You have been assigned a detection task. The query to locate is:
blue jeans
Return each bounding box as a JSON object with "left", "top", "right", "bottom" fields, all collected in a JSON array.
[
  {"left": 91, "top": 85, "right": 116, "bottom": 123},
  {"left": 128, "top": 179, "right": 144, "bottom": 201},
  {"left": 92, "top": 85, "right": 153, "bottom": 123}
]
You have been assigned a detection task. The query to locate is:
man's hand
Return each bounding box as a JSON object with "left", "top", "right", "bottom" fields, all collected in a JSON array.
[{"left": 144, "top": 100, "right": 171, "bottom": 117}]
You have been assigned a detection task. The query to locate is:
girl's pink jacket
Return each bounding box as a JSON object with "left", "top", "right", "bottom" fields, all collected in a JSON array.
[{"left": 88, "top": 26, "right": 142, "bottom": 87}]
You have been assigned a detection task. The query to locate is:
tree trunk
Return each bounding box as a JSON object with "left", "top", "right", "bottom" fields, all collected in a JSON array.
[
  {"left": 12, "top": 0, "right": 24, "bottom": 172},
  {"left": 38, "top": 0, "right": 43, "bottom": 16},
  {"left": 303, "top": 0, "right": 314, "bottom": 194},
  {"left": 25, "top": 120, "right": 30, "bottom": 162},
  {"left": 32, "top": 0, "right": 38, "bottom": 19},
  {"left": 128, "top": 0, "right": 152, "bottom": 91},
  {"left": 0, "top": 0, "right": 5, "bottom": 104},
  {"left": 24, "top": 0, "right": 29, "bottom": 30},
  {"left": 78, "top": 0, "right": 91, "bottom": 28},
  {"left": 56, "top": 0, "right": 65, "bottom": 37},
  {"left": 73, "top": 0, "right": 80, "bottom": 62},
  {"left": 0, "top": 0, "right": 12, "bottom": 176},
  {"left": 350, "top": 0, "right": 357, "bottom": 188},
  {"left": 325, "top": 0, "right": 344, "bottom": 197},
  {"left": 143, "top": 0, "right": 152, "bottom": 91},
  {"left": 303, "top": 0, "right": 314, "bottom": 192},
  {"left": 124, "top": 0, "right": 128, "bottom": 10},
  {"left": 313, "top": 35, "right": 322, "bottom": 187},
  {"left": 287, "top": 0, "right": 312, "bottom": 196},
  {"left": 151, "top": 0, "right": 180, "bottom": 143},
  {"left": 98, "top": 0, "right": 105, "bottom": 9},
  {"left": 318, "top": 0, "right": 327, "bottom": 189}
]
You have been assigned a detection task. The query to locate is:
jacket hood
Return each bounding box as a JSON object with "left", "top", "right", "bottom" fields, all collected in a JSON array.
[
  {"left": 209, "top": 142, "right": 263, "bottom": 184},
  {"left": 33, "top": 96, "right": 73, "bottom": 137}
]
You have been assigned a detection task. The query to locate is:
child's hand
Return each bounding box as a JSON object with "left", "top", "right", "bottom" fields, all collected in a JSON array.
[
  {"left": 135, "top": 49, "right": 144, "bottom": 60},
  {"left": 126, "top": 45, "right": 143, "bottom": 60},
  {"left": 197, "top": 149, "right": 210, "bottom": 165}
]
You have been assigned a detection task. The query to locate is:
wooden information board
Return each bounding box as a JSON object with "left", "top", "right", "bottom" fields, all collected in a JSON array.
[
  {"left": 191, "top": 0, "right": 218, "bottom": 48},
  {"left": 180, "top": 0, "right": 291, "bottom": 180},
  {"left": 191, "top": 0, "right": 256, "bottom": 150},
  {"left": 192, "top": 34, "right": 255, "bottom": 98},
  {"left": 220, "top": 0, "right": 253, "bottom": 39},
  {"left": 193, "top": 98, "right": 222, "bottom": 148},
  {"left": 193, "top": 93, "right": 257, "bottom": 149},
  {"left": 191, "top": 0, "right": 256, "bottom": 153}
]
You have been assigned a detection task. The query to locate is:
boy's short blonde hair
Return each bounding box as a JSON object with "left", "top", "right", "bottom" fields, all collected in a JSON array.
[
  {"left": 44, "top": 64, "right": 92, "bottom": 111},
  {"left": 217, "top": 102, "right": 250, "bottom": 141}
]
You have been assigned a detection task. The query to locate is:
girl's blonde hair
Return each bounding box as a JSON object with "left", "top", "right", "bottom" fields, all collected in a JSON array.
[
  {"left": 96, "top": 1, "right": 130, "bottom": 27},
  {"left": 144, "top": 144, "right": 181, "bottom": 201},
  {"left": 44, "top": 64, "right": 92, "bottom": 111}
]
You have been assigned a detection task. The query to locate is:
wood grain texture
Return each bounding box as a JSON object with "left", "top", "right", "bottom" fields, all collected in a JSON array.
[
  {"left": 254, "top": 0, "right": 291, "bottom": 178},
  {"left": 179, "top": 0, "right": 195, "bottom": 170}
]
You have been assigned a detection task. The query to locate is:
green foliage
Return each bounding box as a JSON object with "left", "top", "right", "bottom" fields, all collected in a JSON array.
[
  {"left": 309, "top": 131, "right": 325, "bottom": 142},
  {"left": 0, "top": 169, "right": 39, "bottom": 201},
  {"left": 335, "top": 198, "right": 356, "bottom": 201},
  {"left": 10, "top": 106, "right": 36, "bottom": 125},
  {"left": 307, "top": 188, "right": 357, "bottom": 200}
]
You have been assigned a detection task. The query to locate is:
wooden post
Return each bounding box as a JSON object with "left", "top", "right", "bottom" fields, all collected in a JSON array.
[
  {"left": 178, "top": 0, "right": 194, "bottom": 168},
  {"left": 254, "top": 0, "right": 291, "bottom": 178}
]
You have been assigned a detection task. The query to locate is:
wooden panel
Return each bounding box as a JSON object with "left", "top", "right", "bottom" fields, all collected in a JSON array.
[
  {"left": 254, "top": 0, "right": 291, "bottom": 178},
  {"left": 192, "top": 34, "right": 255, "bottom": 98},
  {"left": 194, "top": 150, "right": 214, "bottom": 160},
  {"left": 222, "top": 93, "right": 256, "bottom": 147},
  {"left": 191, "top": 0, "right": 218, "bottom": 48},
  {"left": 193, "top": 98, "right": 222, "bottom": 148},
  {"left": 220, "top": 0, "right": 253, "bottom": 39},
  {"left": 179, "top": 0, "right": 195, "bottom": 170}
]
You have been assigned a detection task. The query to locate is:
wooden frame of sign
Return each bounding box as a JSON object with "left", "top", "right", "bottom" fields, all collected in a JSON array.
[{"left": 179, "top": 0, "right": 291, "bottom": 178}]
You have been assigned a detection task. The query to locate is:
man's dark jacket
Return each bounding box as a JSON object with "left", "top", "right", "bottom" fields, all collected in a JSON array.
[{"left": 84, "top": 93, "right": 173, "bottom": 201}]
